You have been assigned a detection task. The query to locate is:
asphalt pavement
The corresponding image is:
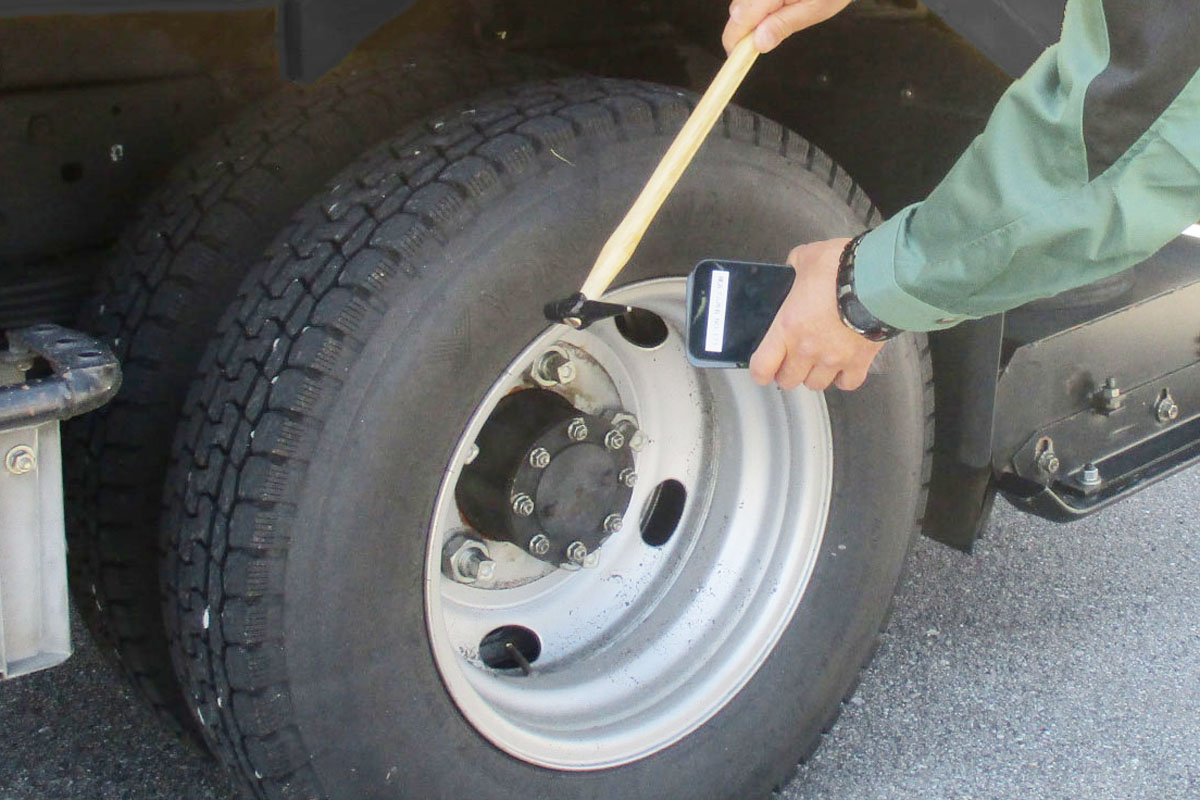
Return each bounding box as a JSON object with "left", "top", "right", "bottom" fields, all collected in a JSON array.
[{"left": 2, "top": 469, "right": 1197, "bottom": 800}]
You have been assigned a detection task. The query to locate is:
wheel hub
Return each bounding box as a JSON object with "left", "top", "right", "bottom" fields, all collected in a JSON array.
[{"left": 455, "top": 389, "right": 635, "bottom": 566}]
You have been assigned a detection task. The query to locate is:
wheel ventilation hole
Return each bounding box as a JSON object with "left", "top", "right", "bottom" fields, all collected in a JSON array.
[
  {"left": 479, "top": 626, "right": 541, "bottom": 674},
  {"left": 614, "top": 308, "right": 668, "bottom": 349},
  {"left": 641, "top": 479, "right": 686, "bottom": 547}
]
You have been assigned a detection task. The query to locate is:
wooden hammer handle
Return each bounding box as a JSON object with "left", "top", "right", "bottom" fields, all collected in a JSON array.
[{"left": 578, "top": 36, "right": 760, "bottom": 300}]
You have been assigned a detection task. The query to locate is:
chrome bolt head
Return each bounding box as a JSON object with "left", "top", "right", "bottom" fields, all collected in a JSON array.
[
  {"left": 1036, "top": 449, "right": 1060, "bottom": 475},
  {"left": 528, "top": 533, "right": 551, "bottom": 556},
  {"left": 567, "top": 418, "right": 589, "bottom": 442},
  {"left": 533, "top": 347, "right": 576, "bottom": 387},
  {"left": 529, "top": 447, "right": 551, "bottom": 469},
  {"left": 511, "top": 493, "right": 535, "bottom": 517},
  {"left": 603, "top": 513, "right": 623, "bottom": 534},
  {"left": 604, "top": 429, "right": 626, "bottom": 450},
  {"left": 1155, "top": 391, "right": 1180, "bottom": 423},
  {"left": 1079, "top": 463, "right": 1102, "bottom": 487},
  {"left": 566, "top": 541, "right": 588, "bottom": 565},
  {"left": 619, "top": 468, "right": 638, "bottom": 487},
  {"left": 444, "top": 536, "right": 493, "bottom": 585},
  {"left": 5, "top": 445, "right": 35, "bottom": 475}
]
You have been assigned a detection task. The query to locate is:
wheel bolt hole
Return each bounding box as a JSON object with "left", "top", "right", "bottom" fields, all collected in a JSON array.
[
  {"left": 614, "top": 308, "right": 668, "bottom": 349},
  {"left": 479, "top": 625, "right": 541, "bottom": 672},
  {"left": 641, "top": 479, "right": 686, "bottom": 547}
]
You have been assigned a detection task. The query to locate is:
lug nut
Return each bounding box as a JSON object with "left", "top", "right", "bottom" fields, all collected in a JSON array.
[
  {"left": 618, "top": 468, "right": 638, "bottom": 487},
  {"left": 603, "top": 513, "right": 623, "bottom": 534},
  {"left": 567, "top": 418, "right": 589, "bottom": 441},
  {"left": 511, "top": 493, "right": 535, "bottom": 517},
  {"left": 533, "top": 347, "right": 576, "bottom": 387},
  {"left": 464, "top": 443, "right": 479, "bottom": 465},
  {"left": 604, "top": 430, "right": 625, "bottom": 450},
  {"left": 452, "top": 546, "right": 495, "bottom": 584},
  {"left": 5, "top": 445, "right": 35, "bottom": 475},
  {"left": 582, "top": 551, "right": 600, "bottom": 569},
  {"left": 1079, "top": 463, "right": 1102, "bottom": 487},
  {"left": 566, "top": 541, "right": 588, "bottom": 565},
  {"left": 1155, "top": 391, "right": 1180, "bottom": 423},
  {"left": 628, "top": 430, "right": 647, "bottom": 452},
  {"left": 529, "top": 447, "right": 551, "bottom": 469},
  {"left": 528, "top": 533, "right": 551, "bottom": 556}
]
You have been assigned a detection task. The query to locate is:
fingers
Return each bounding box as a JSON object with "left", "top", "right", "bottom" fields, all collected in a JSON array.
[
  {"left": 754, "top": 2, "right": 836, "bottom": 51},
  {"left": 749, "top": 327, "right": 788, "bottom": 385},
  {"left": 802, "top": 365, "right": 839, "bottom": 392},
  {"left": 723, "top": 0, "right": 784, "bottom": 53},
  {"left": 834, "top": 367, "right": 869, "bottom": 391}
]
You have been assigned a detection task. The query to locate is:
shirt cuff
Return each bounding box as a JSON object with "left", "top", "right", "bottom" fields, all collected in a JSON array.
[{"left": 852, "top": 207, "right": 978, "bottom": 333}]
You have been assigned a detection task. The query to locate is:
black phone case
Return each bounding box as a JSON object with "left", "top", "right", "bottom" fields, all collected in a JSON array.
[{"left": 686, "top": 259, "right": 795, "bottom": 368}]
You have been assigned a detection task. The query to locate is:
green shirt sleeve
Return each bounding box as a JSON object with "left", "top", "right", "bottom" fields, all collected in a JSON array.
[{"left": 853, "top": 0, "right": 1200, "bottom": 332}]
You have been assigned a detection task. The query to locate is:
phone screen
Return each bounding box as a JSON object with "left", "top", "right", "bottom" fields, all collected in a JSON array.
[{"left": 686, "top": 259, "right": 795, "bottom": 368}]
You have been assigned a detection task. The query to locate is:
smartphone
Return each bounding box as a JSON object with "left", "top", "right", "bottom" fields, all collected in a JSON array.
[{"left": 686, "top": 259, "right": 795, "bottom": 368}]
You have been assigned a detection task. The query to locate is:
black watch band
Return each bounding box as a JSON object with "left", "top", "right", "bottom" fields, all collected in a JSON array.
[{"left": 836, "top": 233, "right": 903, "bottom": 342}]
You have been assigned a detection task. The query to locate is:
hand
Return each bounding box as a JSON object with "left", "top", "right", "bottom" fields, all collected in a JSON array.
[
  {"left": 722, "top": 0, "right": 854, "bottom": 53},
  {"left": 749, "top": 238, "right": 884, "bottom": 392}
]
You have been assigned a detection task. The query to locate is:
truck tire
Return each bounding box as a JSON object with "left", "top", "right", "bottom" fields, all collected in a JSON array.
[
  {"left": 163, "top": 78, "right": 932, "bottom": 799},
  {"left": 66, "top": 42, "right": 554, "bottom": 737}
]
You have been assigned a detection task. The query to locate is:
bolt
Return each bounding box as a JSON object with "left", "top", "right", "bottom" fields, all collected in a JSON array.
[
  {"left": 533, "top": 347, "right": 576, "bottom": 387},
  {"left": 603, "top": 513, "right": 623, "bottom": 534},
  {"left": 1035, "top": 441, "right": 1060, "bottom": 475},
  {"left": 1155, "top": 391, "right": 1180, "bottom": 423},
  {"left": 1095, "top": 377, "right": 1124, "bottom": 413},
  {"left": 901, "top": 85, "right": 915, "bottom": 101},
  {"left": 529, "top": 447, "right": 551, "bottom": 469},
  {"left": 464, "top": 443, "right": 479, "bottom": 465},
  {"left": 618, "top": 468, "right": 638, "bottom": 487},
  {"left": 604, "top": 429, "right": 626, "bottom": 450},
  {"left": 567, "top": 418, "right": 589, "bottom": 441},
  {"left": 566, "top": 541, "right": 588, "bottom": 565},
  {"left": 528, "top": 533, "right": 551, "bottom": 556},
  {"left": 511, "top": 493, "right": 535, "bottom": 517},
  {"left": 1079, "top": 463, "right": 1102, "bottom": 487},
  {"left": 5, "top": 445, "right": 35, "bottom": 475},
  {"left": 582, "top": 551, "right": 600, "bottom": 569},
  {"left": 451, "top": 546, "right": 495, "bottom": 584},
  {"left": 628, "top": 430, "right": 647, "bottom": 452}
]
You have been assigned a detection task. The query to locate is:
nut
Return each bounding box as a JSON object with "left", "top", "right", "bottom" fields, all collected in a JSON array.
[
  {"left": 604, "top": 430, "right": 625, "bottom": 450},
  {"left": 1154, "top": 391, "right": 1180, "bottom": 423},
  {"left": 533, "top": 347, "right": 576, "bottom": 387},
  {"left": 618, "top": 468, "right": 638, "bottom": 488},
  {"left": 567, "top": 418, "right": 589, "bottom": 442},
  {"left": 603, "top": 513, "right": 623, "bottom": 534},
  {"left": 1095, "top": 377, "right": 1123, "bottom": 413},
  {"left": 511, "top": 493, "right": 535, "bottom": 517},
  {"left": 5, "top": 445, "right": 35, "bottom": 475},
  {"left": 443, "top": 536, "right": 493, "bottom": 584},
  {"left": 566, "top": 541, "right": 588, "bottom": 564},
  {"left": 529, "top": 447, "right": 551, "bottom": 469},
  {"left": 528, "top": 533, "right": 551, "bottom": 556},
  {"left": 1079, "top": 463, "right": 1102, "bottom": 487}
]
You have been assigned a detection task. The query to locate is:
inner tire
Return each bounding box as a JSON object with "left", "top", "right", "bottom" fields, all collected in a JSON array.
[
  {"left": 164, "top": 77, "right": 932, "bottom": 799},
  {"left": 66, "top": 41, "right": 555, "bottom": 737}
]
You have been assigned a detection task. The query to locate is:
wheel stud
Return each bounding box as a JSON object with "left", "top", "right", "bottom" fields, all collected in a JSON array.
[
  {"left": 604, "top": 430, "right": 625, "bottom": 450},
  {"left": 533, "top": 347, "right": 576, "bottom": 387},
  {"left": 618, "top": 468, "right": 637, "bottom": 487},
  {"left": 567, "top": 418, "right": 589, "bottom": 441},
  {"left": 603, "top": 513, "right": 623, "bottom": 534},
  {"left": 529, "top": 447, "right": 551, "bottom": 469},
  {"left": 566, "top": 541, "right": 588, "bottom": 565},
  {"left": 511, "top": 493, "right": 535, "bottom": 517},
  {"left": 528, "top": 533, "right": 551, "bottom": 556}
]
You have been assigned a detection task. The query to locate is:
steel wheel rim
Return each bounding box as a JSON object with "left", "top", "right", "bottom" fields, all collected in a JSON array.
[{"left": 424, "top": 278, "right": 833, "bottom": 770}]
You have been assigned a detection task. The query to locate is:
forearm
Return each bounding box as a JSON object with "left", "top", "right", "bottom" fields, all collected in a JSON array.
[{"left": 853, "top": 0, "right": 1200, "bottom": 331}]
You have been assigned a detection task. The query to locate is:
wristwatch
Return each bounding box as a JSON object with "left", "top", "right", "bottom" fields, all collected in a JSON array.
[{"left": 835, "top": 232, "right": 903, "bottom": 342}]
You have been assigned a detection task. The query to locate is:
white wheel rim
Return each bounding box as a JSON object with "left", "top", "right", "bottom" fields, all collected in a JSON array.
[{"left": 424, "top": 278, "right": 833, "bottom": 770}]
